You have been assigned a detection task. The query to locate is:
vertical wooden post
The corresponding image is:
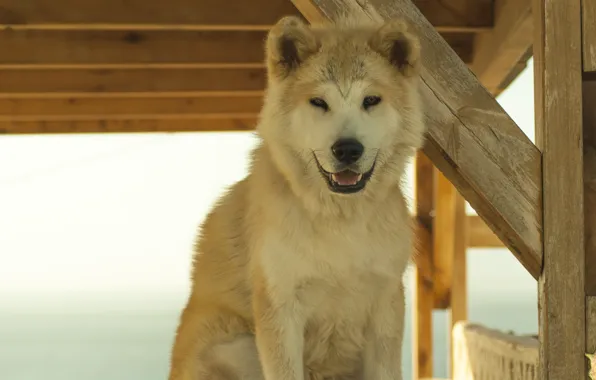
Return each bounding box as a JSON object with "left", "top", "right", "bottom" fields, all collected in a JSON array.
[
  {"left": 413, "top": 151, "right": 434, "bottom": 379},
  {"left": 433, "top": 171, "right": 455, "bottom": 310},
  {"left": 449, "top": 192, "right": 467, "bottom": 378},
  {"left": 582, "top": 70, "right": 596, "bottom": 377},
  {"left": 533, "top": 0, "right": 586, "bottom": 379},
  {"left": 432, "top": 168, "right": 468, "bottom": 377}
]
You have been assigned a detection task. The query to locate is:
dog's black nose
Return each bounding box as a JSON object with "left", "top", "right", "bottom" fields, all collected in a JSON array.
[{"left": 331, "top": 138, "right": 364, "bottom": 165}]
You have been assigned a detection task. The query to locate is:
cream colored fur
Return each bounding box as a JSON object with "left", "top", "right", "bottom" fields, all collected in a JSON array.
[{"left": 168, "top": 15, "right": 426, "bottom": 380}]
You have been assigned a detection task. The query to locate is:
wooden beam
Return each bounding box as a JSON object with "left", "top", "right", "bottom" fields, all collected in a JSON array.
[
  {"left": 0, "top": 0, "right": 303, "bottom": 30},
  {"left": 413, "top": 151, "right": 434, "bottom": 380},
  {"left": 433, "top": 171, "right": 456, "bottom": 309},
  {"left": 470, "top": 0, "right": 533, "bottom": 95},
  {"left": 422, "top": 0, "right": 493, "bottom": 33},
  {"left": 0, "top": 96, "right": 263, "bottom": 118},
  {"left": 0, "top": 29, "right": 474, "bottom": 69},
  {"left": 0, "top": 117, "right": 258, "bottom": 134},
  {"left": 0, "top": 0, "right": 489, "bottom": 32},
  {"left": 0, "top": 68, "right": 266, "bottom": 95},
  {"left": 584, "top": 80, "right": 596, "bottom": 295},
  {"left": 533, "top": 0, "right": 586, "bottom": 379},
  {"left": 0, "top": 30, "right": 268, "bottom": 68},
  {"left": 589, "top": 297, "right": 596, "bottom": 372},
  {"left": 583, "top": 0, "right": 596, "bottom": 72},
  {"left": 449, "top": 191, "right": 467, "bottom": 378},
  {"left": 292, "top": 0, "right": 543, "bottom": 279},
  {"left": 466, "top": 215, "right": 503, "bottom": 248}
]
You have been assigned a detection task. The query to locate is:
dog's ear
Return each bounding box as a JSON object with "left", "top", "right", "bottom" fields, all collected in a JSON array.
[
  {"left": 369, "top": 20, "right": 421, "bottom": 77},
  {"left": 266, "top": 16, "right": 320, "bottom": 80}
]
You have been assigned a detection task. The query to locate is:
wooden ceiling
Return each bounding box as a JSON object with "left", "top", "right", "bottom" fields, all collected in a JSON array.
[{"left": 0, "top": 0, "right": 533, "bottom": 134}]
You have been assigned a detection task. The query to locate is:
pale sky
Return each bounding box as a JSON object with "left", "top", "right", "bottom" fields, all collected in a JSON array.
[{"left": 0, "top": 59, "right": 536, "bottom": 311}]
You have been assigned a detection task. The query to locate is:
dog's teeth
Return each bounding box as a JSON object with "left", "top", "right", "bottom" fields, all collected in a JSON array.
[{"left": 357, "top": 174, "right": 362, "bottom": 181}]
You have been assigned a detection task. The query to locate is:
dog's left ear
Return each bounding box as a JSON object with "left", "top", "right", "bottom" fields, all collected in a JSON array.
[
  {"left": 266, "top": 16, "right": 320, "bottom": 80},
  {"left": 369, "top": 20, "right": 421, "bottom": 77}
]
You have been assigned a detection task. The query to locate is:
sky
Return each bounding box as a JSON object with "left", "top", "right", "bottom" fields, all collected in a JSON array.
[{"left": 0, "top": 58, "right": 537, "bottom": 312}]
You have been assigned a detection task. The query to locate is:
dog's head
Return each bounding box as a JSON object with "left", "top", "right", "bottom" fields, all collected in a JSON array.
[{"left": 258, "top": 16, "right": 425, "bottom": 197}]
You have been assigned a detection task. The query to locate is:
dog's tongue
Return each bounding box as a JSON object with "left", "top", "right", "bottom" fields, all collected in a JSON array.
[{"left": 331, "top": 171, "right": 362, "bottom": 186}]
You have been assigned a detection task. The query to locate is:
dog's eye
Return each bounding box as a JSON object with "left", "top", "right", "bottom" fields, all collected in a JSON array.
[
  {"left": 362, "top": 96, "right": 382, "bottom": 110},
  {"left": 309, "top": 97, "right": 329, "bottom": 112}
]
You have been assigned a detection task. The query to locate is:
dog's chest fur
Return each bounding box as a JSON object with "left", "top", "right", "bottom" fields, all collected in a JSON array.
[{"left": 254, "top": 193, "right": 411, "bottom": 375}]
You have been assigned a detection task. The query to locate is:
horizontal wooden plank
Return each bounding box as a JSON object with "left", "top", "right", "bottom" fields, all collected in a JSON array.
[
  {"left": 292, "top": 0, "right": 543, "bottom": 279},
  {"left": 0, "top": 68, "right": 266, "bottom": 94},
  {"left": 467, "top": 215, "right": 503, "bottom": 248},
  {"left": 0, "top": 29, "right": 474, "bottom": 68},
  {"left": 0, "top": 117, "right": 258, "bottom": 134},
  {"left": 0, "top": 0, "right": 491, "bottom": 32},
  {"left": 0, "top": 0, "right": 303, "bottom": 29},
  {"left": 0, "top": 96, "right": 264, "bottom": 117},
  {"left": 0, "top": 29, "right": 268, "bottom": 67}
]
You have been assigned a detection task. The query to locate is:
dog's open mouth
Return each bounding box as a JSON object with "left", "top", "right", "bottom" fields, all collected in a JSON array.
[{"left": 313, "top": 155, "right": 375, "bottom": 194}]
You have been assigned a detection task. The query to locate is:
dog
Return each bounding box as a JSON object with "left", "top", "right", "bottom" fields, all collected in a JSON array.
[{"left": 168, "top": 15, "right": 425, "bottom": 380}]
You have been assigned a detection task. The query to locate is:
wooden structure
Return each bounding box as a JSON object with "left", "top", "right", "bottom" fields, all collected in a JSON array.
[
  {"left": 452, "top": 321, "right": 538, "bottom": 380},
  {"left": 1, "top": 0, "right": 594, "bottom": 379}
]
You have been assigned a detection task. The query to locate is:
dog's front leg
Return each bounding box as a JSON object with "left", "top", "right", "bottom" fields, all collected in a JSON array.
[
  {"left": 362, "top": 282, "right": 406, "bottom": 380},
  {"left": 253, "top": 274, "right": 305, "bottom": 380}
]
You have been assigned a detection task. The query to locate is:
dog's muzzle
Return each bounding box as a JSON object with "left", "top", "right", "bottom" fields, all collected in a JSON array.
[{"left": 313, "top": 152, "right": 376, "bottom": 194}]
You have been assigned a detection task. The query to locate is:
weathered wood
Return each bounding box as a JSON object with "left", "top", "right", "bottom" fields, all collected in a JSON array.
[
  {"left": 467, "top": 215, "right": 502, "bottom": 248},
  {"left": 0, "top": 0, "right": 303, "bottom": 30},
  {"left": 292, "top": 0, "right": 543, "bottom": 279},
  {"left": 589, "top": 297, "right": 596, "bottom": 379},
  {"left": 533, "top": 0, "right": 586, "bottom": 379},
  {"left": 584, "top": 80, "right": 596, "bottom": 295},
  {"left": 449, "top": 191, "right": 467, "bottom": 379},
  {"left": 0, "top": 117, "right": 257, "bottom": 134},
  {"left": 583, "top": 0, "right": 596, "bottom": 72},
  {"left": 0, "top": 96, "right": 263, "bottom": 118},
  {"left": 0, "top": 29, "right": 475, "bottom": 68},
  {"left": 433, "top": 171, "right": 456, "bottom": 309},
  {"left": 0, "top": 0, "right": 490, "bottom": 32},
  {"left": 0, "top": 30, "right": 268, "bottom": 68},
  {"left": 0, "top": 68, "right": 266, "bottom": 94},
  {"left": 413, "top": 151, "right": 434, "bottom": 380},
  {"left": 470, "top": 0, "right": 533, "bottom": 95}
]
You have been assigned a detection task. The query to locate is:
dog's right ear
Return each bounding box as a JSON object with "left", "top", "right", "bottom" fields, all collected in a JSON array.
[{"left": 266, "top": 16, "right": 320, "bottom": 80}]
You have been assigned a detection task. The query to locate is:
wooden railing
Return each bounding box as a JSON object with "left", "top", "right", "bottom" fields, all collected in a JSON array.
[{"left": 452, "top": 322, "right": 538, "bottom": 380}]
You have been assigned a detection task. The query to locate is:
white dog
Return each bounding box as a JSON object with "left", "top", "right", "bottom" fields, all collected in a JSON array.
[{"left": 168, "top": 15, "right": 426, "bottom": 380}]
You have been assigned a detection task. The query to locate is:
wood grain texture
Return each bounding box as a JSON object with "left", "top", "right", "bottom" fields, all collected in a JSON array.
[
  {"left": 413, "top": 151, "right": 435, "bottom": 379},
  {"left": 0, "top": 117, "right": 258, "bottom": 134},
  {"left": 0, "top": 68, "right": 266, "bottom": 94},
  {"left": 0, "top": 29, "right": 474, "bottom": 68},
  {"left": 292, "top": 0, "right": 543, "bottom": 279},
  {"left": 449, "top": 191, "right": 467, "bottom": 379},
  {"left": 533, "top": 0, "right": 586, "bottom": 378},
  {"left": 0, "top": 0, "right": 490, "bottom": 32},
  {"left": 0, "top": 96, "right": 263, "bottom": 118},
  {"left": 0, "top": 0, "right": 303, "bottom": 29},
  {"left": 433, "top": 170, "right": 456, "bottom": 309},
  {"left": 470, "top": 0, "right": 533, "bottom": 95},
  {"left": 583, "top": 0, "right": 596, "bottom": 72},
  {"left": 589, "top": 297, "right": 596, "bottom": 376},
  {"left": 0, "top": 30, "right": 269, "bottom": 67},
  {"left": 584, "top": 80, "right": 596, "bottom": 295}
]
